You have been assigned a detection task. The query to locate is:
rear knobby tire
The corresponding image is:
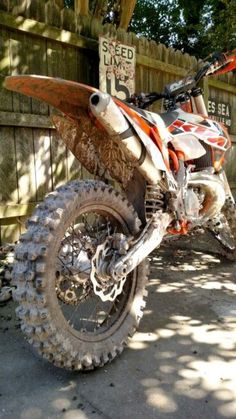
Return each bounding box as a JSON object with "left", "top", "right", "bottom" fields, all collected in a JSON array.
[{"left": 12, "top": 180, "right": 149, "bottom": 370}]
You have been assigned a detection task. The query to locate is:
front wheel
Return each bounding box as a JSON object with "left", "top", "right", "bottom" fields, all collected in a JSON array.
[{"left": 13, "top": 180, "right": 149, "bottom": 370}]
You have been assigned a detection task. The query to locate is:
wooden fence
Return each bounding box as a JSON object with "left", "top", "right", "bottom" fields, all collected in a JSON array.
[{"left": 0, "top": 1, "right": 236, "bottom": 243}]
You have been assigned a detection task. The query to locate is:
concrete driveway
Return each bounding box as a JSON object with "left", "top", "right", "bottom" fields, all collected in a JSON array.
[{"left": 1, "top": 238, "right": 236, "bottom": 419}]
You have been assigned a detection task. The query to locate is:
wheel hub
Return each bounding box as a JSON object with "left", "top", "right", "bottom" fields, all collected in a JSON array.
[
  {"left": 55, "top": 272, "right": 91, "bottom": 305},
  {"left": 91, "top": 236, "right": 129, "bottom": 302},
  {"left": 56, "top": 238, "right": 92, "bottom": 305}
]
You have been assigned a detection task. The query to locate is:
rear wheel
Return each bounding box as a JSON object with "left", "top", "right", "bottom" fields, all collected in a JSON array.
[{"left": 13, "top": 180, "right": 149, "bottom": 370}]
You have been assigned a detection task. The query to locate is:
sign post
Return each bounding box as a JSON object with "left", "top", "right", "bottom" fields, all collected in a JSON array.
[{"left": 99, "top": 36, "right": 136, "bottom": 100}]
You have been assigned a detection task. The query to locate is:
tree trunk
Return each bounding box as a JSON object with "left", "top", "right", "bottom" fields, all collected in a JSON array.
[
  {"left": 94, "top": 0, "right": 108, "bottom": 21},
  {"left": 74, "top": 0, "right": 89, "bottom": 16},
  {"left": 54, "top": 0, "right": 63, "bottom": 8},
  {"left": 119, "top": 0, "right": 136, "bottom": 30}
]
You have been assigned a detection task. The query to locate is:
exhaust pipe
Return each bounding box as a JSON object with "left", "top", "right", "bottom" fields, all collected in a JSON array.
[
  {"left": 89, "top": 92, "right": 162, "bottom": 185},
  {"left": 188, "top": 172, "right": 226, "bottom": 219}
]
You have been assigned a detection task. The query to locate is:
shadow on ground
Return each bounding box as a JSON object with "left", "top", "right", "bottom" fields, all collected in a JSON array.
[{"left": 1, "top": 237, "right": 236, "bottom": 419}]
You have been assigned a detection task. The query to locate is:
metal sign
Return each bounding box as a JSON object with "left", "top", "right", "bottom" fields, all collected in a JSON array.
[
  {"left": 99, "top": 36, "right": 136, "bottom": 100},
  {"left": 208, "top": 98, "right": 232, "bottom": 129}
]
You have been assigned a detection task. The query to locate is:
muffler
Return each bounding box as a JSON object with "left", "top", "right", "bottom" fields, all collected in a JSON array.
[{"left": 89, "top": 92, "right": 162, "bottom": 185}]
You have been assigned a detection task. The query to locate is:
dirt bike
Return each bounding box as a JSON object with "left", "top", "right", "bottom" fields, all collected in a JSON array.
[{"left": 4, "top": 50, "right": 236, "bottom": 371}]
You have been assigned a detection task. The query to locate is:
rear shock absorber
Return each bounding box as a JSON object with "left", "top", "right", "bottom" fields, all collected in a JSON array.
[{"left": 145, "top": 185, "right": 165, "bottom": 220}]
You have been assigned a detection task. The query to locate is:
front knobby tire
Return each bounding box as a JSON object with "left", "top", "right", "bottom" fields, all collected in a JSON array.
[
  {"left": 12, "top": 180, "right": 149, "bottom": 370},
  {"left": 208, "top": 196, "right": 236, "bottom": 260}
]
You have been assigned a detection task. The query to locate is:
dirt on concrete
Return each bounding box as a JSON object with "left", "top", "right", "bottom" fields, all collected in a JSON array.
[{"left": 0, "top": 236, "right": 236, "bottom": 419}]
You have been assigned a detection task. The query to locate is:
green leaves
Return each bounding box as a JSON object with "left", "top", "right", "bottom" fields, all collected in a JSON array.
[{"left": 129, "top": 0, "right": 236, "bottom": 58}]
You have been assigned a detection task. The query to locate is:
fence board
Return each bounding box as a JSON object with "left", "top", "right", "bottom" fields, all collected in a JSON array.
[
  {"left": 47, "top": 39, "right": 64, "bottom": 78},
  {"left": 67, "top": 149, "right": 82, "bottom": 181},
  {"left": 50, "top": 129, "right": 68, "bottom": 189},
  {"left": 0, "top": 127, "right": 18, "bottom": 203},
  {"left": 29, "top": 37, "right": 48, "bottom": 115},
  {"left": 0, "top": 111, "right": 54, "bottom": 128},
  {"left": 15, "top": 127, "right": 37, "bottom": 203},
  {"left": 0, "top": 27, "right": 12, "bottom": 111},
  {"left": 0, "top": 219, "right": 21, "bottom": 244},
  {"left": 10, "top": 33, "right": 31, "bottom": 113},
  {"left": 33, "top": 129, "right": 53, "bottom": 201},
  {"left": 64, "top": 44, "right": 78, "bottom": 81}
]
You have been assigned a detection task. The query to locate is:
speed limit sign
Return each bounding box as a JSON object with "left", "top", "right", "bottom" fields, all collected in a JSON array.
[{"left": 99, "top": 36, "right": 136, "bottom": 100}]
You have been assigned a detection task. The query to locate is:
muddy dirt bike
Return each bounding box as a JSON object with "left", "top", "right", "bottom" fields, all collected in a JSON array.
[{"left": 4, "top": 50, "right": 236, "bottom": 371}]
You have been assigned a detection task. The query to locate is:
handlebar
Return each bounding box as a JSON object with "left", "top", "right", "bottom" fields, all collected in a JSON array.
[
  {"left": 195, "top": 51, "right": 228, "bottom": 82},
  {"left": 126, "top": 50, "right": 235, "bottom": 109},
  {"left": 126, "top": 92, "right": 169, "bottom": 109}
]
